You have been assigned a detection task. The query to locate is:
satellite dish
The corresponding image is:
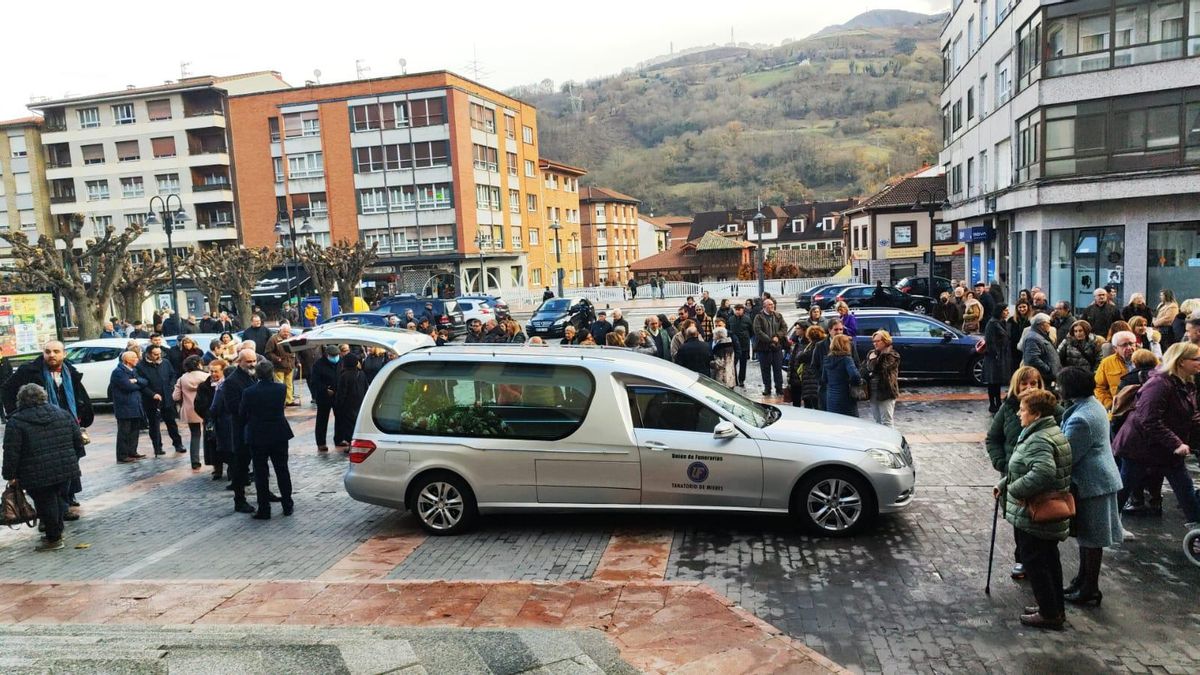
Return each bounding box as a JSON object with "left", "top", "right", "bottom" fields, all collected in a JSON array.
[
  {"left": 313, "top": 69, "right": 321, "bottom": 77},
  {"left": 399, "top": 58, "right": 406, "bottom": 67},
  {"left": 399, "top": 58, "right": 407, "bottom": 75}
]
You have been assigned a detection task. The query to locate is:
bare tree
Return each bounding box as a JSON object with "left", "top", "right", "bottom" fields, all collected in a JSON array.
[
  {"left": 114, "top": 250, "right": 170, "bottom": 322},
  {"left": 181, "top": 246, "right": 230, "bottom": 318},
  {"left": 0, "top": 222, "right": 143, "bottom": 339},
  {"left": 297, "top": 240, "right": 338, "bottom": 321},
  {"left": 181, "top": 245, "right": 279, "bottom": 325},
  {"left": 333, "top": 240, "right": 379, "bottom": 313}
]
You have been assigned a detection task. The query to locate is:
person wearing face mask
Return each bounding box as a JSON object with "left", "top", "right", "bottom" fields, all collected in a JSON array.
[
  {"left": 307, "top": 346, "right": 341, "bottom": 453},
  {"left": 333, "top": 353, "right": 367, "bottom": 450}
]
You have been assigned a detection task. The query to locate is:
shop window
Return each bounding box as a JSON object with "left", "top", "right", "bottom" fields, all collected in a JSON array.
[{"left": 1147, "top": 221, "right": 1200, "bottom": 302}]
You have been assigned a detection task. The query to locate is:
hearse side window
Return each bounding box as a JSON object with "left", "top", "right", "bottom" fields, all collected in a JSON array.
[
  {"left": 627, "top": 386, "right": 720, "bottom": 433},
  {"left": 373, "top": 361, "right": 594, "bottom": 440}
]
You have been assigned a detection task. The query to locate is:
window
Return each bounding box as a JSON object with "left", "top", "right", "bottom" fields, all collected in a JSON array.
[
  {"left": 85, "top": 179, "right": 109, "bottom": 201},
  {"left": 980, "top": 149, "right": 989, "bottom": 191},
  {"left": 934, "top": 221, "right": 957, "bottom": 244},
  {"left": 942, "top": 43, "right": 952, "bottom": 84},
  {"left": 475, "top": 184, "right": 501, "bottom": 210},
  {"left": 355, "top": 146, "right": 383, "bottom": 173},
  {"left": 287, "top": 152, "right": 323, "bottom": 178},
  {"left": 510, "top": 266, "right": 524, "bottom": 288},
  {"left": 359, "top": 188, "right": 387, "bottom": 214},
  {"left": 595, "top": 204, "right": 605, "bottom": 219},
  {"left": 272, "top": 157, "right": 284, "bottom": 182},
  {"left": 1016, "top": 111, "right": 1041, "bottom": 182},
  {"left": 77, "top": 108, "right": 100, "bottom": 128},
  {"left": 155, "top": 173, "right": 180, "bottom": 194},
  {"left": 980, "top": 0, "right": 990, "bottom": 42},
  {"left": 9, "top": 136, "right": 26, "bottom": 158},
  {"left": 120, "top": 176, "right": 144, "bottom": 198},
  {"left": 995, "top": 59, "right": 1011, "bottom": 106},
  {"left": 979, "top": 75, "right": 987, "bottom": 116},
  {"left": 146, "top": 99, "right": 172, "bottom": 121},
  {"left": 507, "top": 152, "right": 518, "bottom": 176},
  {"left": 411, "top": 97, "right": 445, "bottom": 126},
  {"left": 1147, "top": 221, "right": 1200, "bottom": 302},
  {"left": 151, "top": 136, "right": 176, "bottom": 158},
  {"left": 112, "top": 103, "right": 135, "bottom": 125},
  {"left": 531, "top": 268, "right": 542, "bottom": 285},
  {"left": 386, "top": 102, "right": 408, "bottom": 129},
  {"left": 951, "top": 164, "right": 963, "bottom": 196},
  {"left": 526, "top": 193, "right": 537, "bottom": 212},
  {"left": 13, "top": 173, "right": 31, "bottom": 194},
  {"left": 967, "top": 157, "right": 976, "bottom": 196},
  {"left": 524, "top": 159, "right": 535, "bottom": 177},
  {"left": 509, "top": 189, "right": 520, "bottom": 213},
  {"left": 351, "top": 104, "right": 381, "bottom": 131},
  {"left": 522, "top": 125, "right": 533, "bottom": 144},
  {"left": 469, "top": 103, "right": 496, "bottom": 132},
  {"left": 126, "top": 213, "right": 147, "bottom": 228},
  {"left": 627, "top": 387, "right": 721, "bottom": 434},
  {"left": 504, "top": 115, "right": 516, "bottom": 139},
  {"left": 952, "top": 33, "right": 964, "bottom": 73},
  {"left": 472, "top": 144, "right": 499, "bottom": 171},
  {"left": 512, "top": 227, "right": 522, "bottom": 249},
  {"left": 115, "top": 140, "right": 140, "bottom": 162},
  {"left": 967, "top": 87, "right": 975, "bottom": 120},
  {"left": 417, "top": 183, "right": 453, "bottom": 210},
  {"left": 407, "top": 140, "right": 449, "bottom": 168},
  {"left": 81, "top": 144, "right": 105, "bottom": 165},
  {"left": 891, "top": 221, "right": 916, "bottom": 248},
  {"left": 952, "top": 99, "right": 963, "bottom": 131},
  {"left": 530, "top": 228, "right": 540, "bottom": 245},
  {"left": 283, "top": 111, "right": 320, "bottom": 137},
  {"left": 895, "top": 317, "right": 949, "bottom": 338},
  {"left": 1017, "top": 16, "right": 1042, "bottom": 91},
  {"left": 942, "top": 105, "right": 951, "bottom": 143}
]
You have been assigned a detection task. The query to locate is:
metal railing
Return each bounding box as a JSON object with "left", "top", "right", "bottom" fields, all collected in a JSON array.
[{"left": 501, "top": 277, "right": 832, "bottom": 307}]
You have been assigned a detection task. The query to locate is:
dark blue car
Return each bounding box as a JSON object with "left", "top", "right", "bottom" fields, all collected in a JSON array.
[{"left": 851, "top": 309, "right": 984, "bottom": 384}]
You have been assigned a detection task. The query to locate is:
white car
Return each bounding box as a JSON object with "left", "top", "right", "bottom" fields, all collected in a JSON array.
[
  {"left": 284, "top": 324, "right": 916, "bottom": 537},
  {"left": 63, "top": 338, "right": 143, "bottom": 401},
  {"left": 454, "top": 299, "right": 496, "bottom": 325}
]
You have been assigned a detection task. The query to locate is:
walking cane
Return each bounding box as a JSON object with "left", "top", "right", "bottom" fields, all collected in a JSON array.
[{"left": 985, "top": 490, "right": 1001, "bottom": 595}]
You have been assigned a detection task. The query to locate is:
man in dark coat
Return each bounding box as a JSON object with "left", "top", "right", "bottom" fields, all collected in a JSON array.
[
  {"left": 215, "top": 311, "right": 238, "bottom": 333},
  {"left": 673, "top": 327, "right": 713, "bottom": 376},
  {"left": 975, "top": 281, "right": 995, "bottom": 328},
  {"left": 137, "top": 344, "right": 184, "bottom": 456},
  {"left": 307, "top": 345, "right": 340, "bottom": 452},
  {"left": 590, "top": 311, "right": 613, "bottom": 345},
  {"left": 161, "top": 310, "right": 181, "bottom": 337},
  {"left": 240, "top": 361, "right": 295, "bottom": 519},
  {"left": 726, "top": 304, "right": 753, "bottom": 387},
  {"left": 128, "top": 321, "right": 150, "bottom": 339},
  {"left": 241, "top": 314, "right": 272, "bottom": 355},
  {"left": 542, "top": 287, "right": 554, "bottom": 302},
  {"left": 109, "top": 351, "right": 147, "bottom": 463},
  {"left": 700, "top": 291, "right": 717, "bottom": 318},
  {"left": 222, "top": 349, "right": 260, "bottom": 513},
  {"left": 464, "top": 319, "right": 486, "bottom": 343},
  {"left": 2, "top": 383, "right": 85, "bottom": 550},
  {"left": 1080, "top": 288, "right": 1121, "bottom": 339},
  {"left": 752, "top": 298, "right": 789, "bottom": 397}
]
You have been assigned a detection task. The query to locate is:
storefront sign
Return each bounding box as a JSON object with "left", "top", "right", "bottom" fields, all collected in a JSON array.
[
  {"left": 0, "top": 293, "right": 60, "bottom": 356},
  {"left": 957, "top": 226, "right": 995, "bottom": 243}
]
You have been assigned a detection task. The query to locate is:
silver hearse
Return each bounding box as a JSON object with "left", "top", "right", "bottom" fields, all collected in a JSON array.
[{"left": 285, "top": 324, "right": 915, "bottom": 536}]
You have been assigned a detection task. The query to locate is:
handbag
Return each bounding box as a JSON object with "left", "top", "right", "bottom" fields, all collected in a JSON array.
[
  {"left": 2, "top": 482, "right": 38, "bottom": 528},
  {"left": 1025, "top": 489, "right": 1076, "bottom": 523}
]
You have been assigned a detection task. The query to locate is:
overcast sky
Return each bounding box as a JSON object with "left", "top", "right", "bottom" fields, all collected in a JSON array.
[{"left": 1, "top": 0, "right": 948, "bottom": 120}]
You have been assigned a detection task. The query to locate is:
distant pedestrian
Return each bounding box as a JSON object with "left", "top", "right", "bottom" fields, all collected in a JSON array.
[
  {"left": 220, "top": 349, "right": 260, "bottom": 514},
  {"left": 172, "top": 355, "right": 209, "bottom": 470},
  {"left": 727, "top": 304, "right": 752, "bottom": 387},
  {"left": 137, "top": 344, "right": 184, "bottom": 456},
  {"left": 862, "top": 330, "right": 900, "bottom": 427},
  {"left": 333, "top": 353, "right": 367, "bottom": 450},
  {"left": 790, "top": 326, "right": 825, "bottom": 409},
  {"left": 240, "top": 361, "right": 295, "bottom": 519},
  {"left": 983, "top": 306, "right": 1013, "bottom": 413},
  {"left": 196, "top": 358, "right": 227, "bottom": 480},
  {"left": 819, "top": 334, "right": 861, "bottom": 416},
  {"left": 752, "top": 298, "right": 788, "bottom": 397},
  {"left": 628, "top": 277, "right": 638, "bottom": 299},
  {"left": 109, "top": 351, "right": 147, "bottom": 463},
  {"left": 241, "top": 315, "right": 271, "bottom": 355},
  {"left": 543, "top": 287, "right": 554, "bottom": 302},
  {"left": 265, "top": 324, "right": 299, "bottom": 406},
  {"left": 308, "top": 346, "right": 340, "bottom": 453},
  {"left": 2, "top": 383, "right": 85, "bottom": 551}
]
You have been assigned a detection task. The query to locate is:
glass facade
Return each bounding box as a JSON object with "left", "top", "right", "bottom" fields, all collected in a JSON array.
[
  {"left": 1147, "top": 221, "right": 1200, "bottom": 300},
  {"left": 1049, "top": 226, "right": 1126, "bottom": 307},
  {"left": 1041, "top": 0, "right": 1196, "bottom": 77}
]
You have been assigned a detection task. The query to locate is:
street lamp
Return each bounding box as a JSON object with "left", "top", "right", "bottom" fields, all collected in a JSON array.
[
  {"left": 144, "top": 194, "right": 190, "bottom": 320},
  {"left": 275, "top": 207, "right": 312, "bottom": 309},
  {"left": 58, "top": 215, "right": 84, "bottom": 328},
  {"left": 570, "top": 233, "right": 580, "bottom": 288},
  {"left": 548, "top": 219, "right": 564, "bottom": 299},
  {"left": 912, "top": 188, "right": 950, "bottom": 301},
  {"left": 473, "top": 230, "right": 488, "bottom": 294},
  {"left": 752, "top": 207, "right": 766, "bottom": 298}
]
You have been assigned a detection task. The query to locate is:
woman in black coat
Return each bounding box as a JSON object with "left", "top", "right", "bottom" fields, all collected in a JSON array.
[
  {"left": 983, "top": 306, "right": 1012, "bottom": 413},
  {"left": 2, "top": 383, "right": 85, "bottom": 550},
  {"left": 333, "top": 353, "right": 367, "bottom": 450}
]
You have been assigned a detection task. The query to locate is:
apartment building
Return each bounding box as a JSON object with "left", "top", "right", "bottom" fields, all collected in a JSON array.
[
  {"left": 940, "top": 0, "right": 1200, "bottom": 307},
  {"left": 533, "top": 159, "right": 585, "bottom": 289},
  {"left": 578, "top": 186, "right": 641, "bottom": 286},
  {"left": 635, "top": 214, "right": 672, "bottom": 260},
  {"left": 227, "top": 71, "right": 550, "bottom": 297},
  {"left": 27, "top": 72, "right": 289, "bottom": 312},
  {"left": 0, "top": 117, "right": 52, "bottom": 250}
]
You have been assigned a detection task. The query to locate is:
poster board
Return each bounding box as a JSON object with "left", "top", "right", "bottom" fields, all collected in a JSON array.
[{"left": 0, "top": 293, "right": 60, "bottom": 356}]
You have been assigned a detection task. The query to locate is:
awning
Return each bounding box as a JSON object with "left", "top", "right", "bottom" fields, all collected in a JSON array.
[{"left": 251, "top": 266, "right": 311, "bottom": 299}]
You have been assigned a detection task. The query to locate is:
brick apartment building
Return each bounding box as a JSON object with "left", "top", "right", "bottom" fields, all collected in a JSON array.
[
  {"left": 578, "top": 186, "right": 640, "bottom": 286},
  {"left": 0, "top": 117, "right": 53, "bottom": 251},
  {"left": 534, "top": 159, "right": 585, "bottom": 290}
]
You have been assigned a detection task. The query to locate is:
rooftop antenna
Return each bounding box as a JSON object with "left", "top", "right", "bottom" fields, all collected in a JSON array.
[
  {"left": 399, "top": 58, "right": 408, "bottom": 75},
  {"left": 464, "top": 45, "right": 489, "bottom": 80},
  {"left": 313, "top": 68, "right": 322, "bottom": 84},
  {"left": 568, "top": 82, "right": 583, "bottom": 118},
  {"left": 180, "top": 61, "right": 191, "bottom": 78},
  {"left": 355, "top": 59, "right": 371, "bottom": 79}
]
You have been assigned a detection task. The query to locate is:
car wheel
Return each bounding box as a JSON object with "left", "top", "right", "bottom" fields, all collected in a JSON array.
[
  {"left": 793, "top": 469, "right": 875, "bottom": 537},
  {"left": 911, "top": 302, "right": 930, "bottom": 315},
  {"left": 967, "top": 355, "right": 985, "bottom": 386},
  {"left": 410, "top": 472, "right": 477, "bottom": 535},
  {"left": 1185, "top": 528, "right": 1200, "bottom": 568}
]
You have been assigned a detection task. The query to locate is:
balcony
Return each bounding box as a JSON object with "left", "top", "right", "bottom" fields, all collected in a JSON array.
[
  {"left": 50, "top": 194, "right": 76, "bottom": 205},
  {"left": 193, "top": 182, "right": 232, "bottom": 192}
]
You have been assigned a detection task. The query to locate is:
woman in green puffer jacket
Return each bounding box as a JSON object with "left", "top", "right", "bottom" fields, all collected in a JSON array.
[
  {"left": 985, "top": 365, "right": 1063, "bottom": 581},
  {"left": 996, "top": 388, "right": 1073, "bottom": 631}
]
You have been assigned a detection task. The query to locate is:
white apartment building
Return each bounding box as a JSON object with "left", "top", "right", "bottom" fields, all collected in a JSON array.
[
  {"left": 939, "top": 0, "right": 1200, "bottom": 308},
  {"left": 28, "top": 72, "right": 288, "bottom": 312}
]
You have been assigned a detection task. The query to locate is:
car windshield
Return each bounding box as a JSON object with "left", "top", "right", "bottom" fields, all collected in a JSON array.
[
  {"left": 538, "top": 299, "right": 571, "bottom": 313},
  {"left": 690, "top": 375, "right": 775, "bottom": 428}
]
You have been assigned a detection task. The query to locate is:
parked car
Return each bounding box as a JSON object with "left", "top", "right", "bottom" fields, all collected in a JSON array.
[
  {"left": 894, "top": 276, "right": 954, "bottom": 299},
  {"left": 375, "top": 295, "right": 466, "bottom": 336},
  {"left": 453, "top": 299, "right": 497, "bottom": 325},
  {"left": 284, "top": 325, "right": 917, "bottom": 537},
  {"left": 456, "top": 294, "right": 510, "bottom": 321},
  {"left": 525, "top": 297, "right": 592, "bottom": 339},
  {"left": 850, "top": 309, "right": 984, "bottom": 384},
  {"left": 320, "top": 312, "right": 400, "bottom": 327},
  {"left": 834, "top": 285, "right": 935, "bottom": 314},
  {"left": 62, "top": 338, "right": 137, "bottom": 401},
  {"left": 810, "top": 283, "right": 865, "bottom": 310},
  {"left": 796, "top": 282, "right": 845, "bottom": 309}
]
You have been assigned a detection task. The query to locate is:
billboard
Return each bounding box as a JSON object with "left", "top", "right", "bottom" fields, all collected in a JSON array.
[{"left": 0, "top": 293, "right": 60, "bottom": 356}]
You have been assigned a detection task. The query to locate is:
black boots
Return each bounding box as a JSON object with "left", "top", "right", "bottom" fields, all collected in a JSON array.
[{"left": 1065, "top": 547, "right": 1103, "bottom": 606}]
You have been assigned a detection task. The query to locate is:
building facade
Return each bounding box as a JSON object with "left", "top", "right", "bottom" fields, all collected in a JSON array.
[
  {"left": 227, "top": 71, "right": 553, "bottom": 298},
  {"left": 939, "top": 0, "right": 1200, "bottom": 307},
  {"left": 578, "top": 186, "right": 640, "bottom": 286},
  {"left": 635, "top": 214, "right": 672, "bottom": 261},
  {"left": 0, "top": 117, "right": 52, "bottom": 250},
  {"left": 535, "top": 159, "right": 585, "bottom": 289}
]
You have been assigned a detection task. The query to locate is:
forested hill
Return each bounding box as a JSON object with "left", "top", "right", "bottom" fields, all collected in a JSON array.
[{"left": 511, "top": 10, "right": 947, "bottom": 216}]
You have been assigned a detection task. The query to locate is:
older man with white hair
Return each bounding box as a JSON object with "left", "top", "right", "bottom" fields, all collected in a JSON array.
[
  {"left": 1021, "top": 313, "right": 1061, "bottom": 385},
  {"left": 1094, "top": 330, "right": 1137, "bottom": 412}
]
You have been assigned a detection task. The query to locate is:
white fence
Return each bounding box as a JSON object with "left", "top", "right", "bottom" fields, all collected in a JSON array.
[{"left": 502, "top": 277, "right": 832, "bottom": 308}]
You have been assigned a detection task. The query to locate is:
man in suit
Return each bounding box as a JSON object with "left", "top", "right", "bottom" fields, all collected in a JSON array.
[
  {"left": 240, "top": 361, "right": 295, "bottom": 519},
  {"left": 222, "top": 349, "right": 260, "bottom": 514},
  {"left": 109, "top": 352, "right": 148, "bottom": 463},
  {"left": 136, "top": 344, "right": 183, "bottom": 456}
]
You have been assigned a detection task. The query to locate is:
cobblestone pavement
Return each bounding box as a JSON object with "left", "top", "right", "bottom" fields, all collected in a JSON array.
[{"left": 3, "top": 365, "right": 1199, "bottom": 673}]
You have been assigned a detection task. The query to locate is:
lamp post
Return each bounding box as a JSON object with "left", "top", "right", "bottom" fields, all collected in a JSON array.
[
  {"left": 275, "top": 207, "right": 311, "bottom": 309},
  {"left": 570, "top": 233, "right": 580, "bottom": 289},
  {"left": 144, "top": 194, "right": 189, "bottom": 320},
  {"left": 473, "top": 231, "right": 487, "bottom": 294},
  {"left": 548, "top": 219, "right": 564, "bottom": 299},
  {"left": 59, "top": 215, "right": 84, "bottom": 327},
  {"left": 912, "top": 187, "right": 949, "bottom": 303},
  {"left": 752, "top": 207, "right": 766, "bottom": 298}
]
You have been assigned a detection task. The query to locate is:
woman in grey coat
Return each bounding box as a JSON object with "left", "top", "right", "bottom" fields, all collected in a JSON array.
[{"left": 1056, "top": 367, "right": 1123, "bottom": 607}]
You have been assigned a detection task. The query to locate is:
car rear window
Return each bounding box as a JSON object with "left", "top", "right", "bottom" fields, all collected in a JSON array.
[{"left": 373, "top": 361, "right": 595, "bottom": 440}]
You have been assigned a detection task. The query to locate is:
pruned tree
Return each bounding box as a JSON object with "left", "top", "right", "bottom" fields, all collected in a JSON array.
[
  {"left": 0, "top": 222, "right": 143, "bottom": 339},
  {"left": 298, "top": 239, "right": 378, "bottom": 319},
  {"left": 297, "top": 240, "right": 338, "bottom": 321},
  {"left": 114, "top": 250, "right": 169, "bottom": 322},
  {"left": 181, "top": 245, "right": 279, "bottom": 324}
]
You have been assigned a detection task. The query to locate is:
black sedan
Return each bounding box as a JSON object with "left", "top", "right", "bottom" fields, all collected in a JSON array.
[
  {"left": 895, "top": 275, "right": 954, "bottom": 299},
  {"left": 835, "top": 284, "right": 935, "bottom": 314},
  {"left": 851, "top": 309, "right": 984, "bottom": 384},
  {"left": 525, "top": 296, "right": 590, "bottom": 338},
  {"left": 796, "top": 282, "right": 844, "bottom": 309},
  {"left": 809, "top": 283, "right": 865, "bottom": 310}
]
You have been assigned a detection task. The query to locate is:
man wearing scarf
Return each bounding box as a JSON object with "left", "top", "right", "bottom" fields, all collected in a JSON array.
[{"left": 2, "top": 340, "right": 95, "bottom": 513}]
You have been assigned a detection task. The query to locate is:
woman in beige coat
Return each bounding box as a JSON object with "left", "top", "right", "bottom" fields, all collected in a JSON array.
[{"left": 172, "top": 355, "right": 210, "bottom": 470}]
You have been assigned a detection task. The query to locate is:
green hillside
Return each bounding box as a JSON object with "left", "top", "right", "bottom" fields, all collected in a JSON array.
[{"left": 514, "top": 14, "right": 946, "bottom": 215}]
